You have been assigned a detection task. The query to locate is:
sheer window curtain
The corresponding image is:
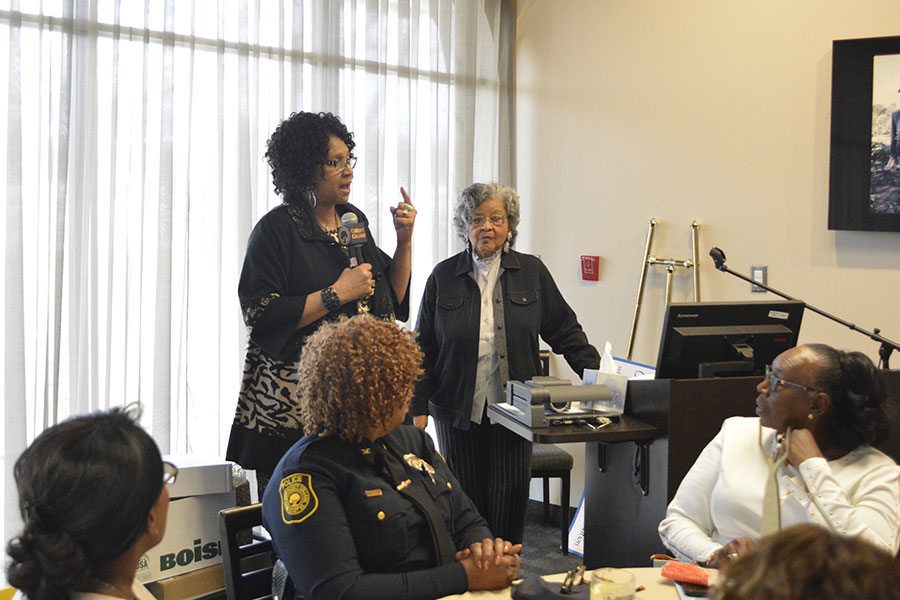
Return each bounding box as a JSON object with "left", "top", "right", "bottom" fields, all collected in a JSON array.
[{"left": 1, "top": 0, "right": 515, "bottom": 574}]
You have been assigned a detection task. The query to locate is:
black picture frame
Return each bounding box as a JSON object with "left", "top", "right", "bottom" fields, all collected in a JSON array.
[{"left": 828, "top": 35, "right": 900, "bottom": 232}]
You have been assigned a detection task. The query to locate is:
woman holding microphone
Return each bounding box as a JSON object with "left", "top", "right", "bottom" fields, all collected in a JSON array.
[{"left": 227, "top": 111, "right": 416, "bottom": 498}]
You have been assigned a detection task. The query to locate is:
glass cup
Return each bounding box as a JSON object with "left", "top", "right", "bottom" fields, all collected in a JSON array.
[{"left": 589, "top": 568, "right": 636, "bottom": 600}]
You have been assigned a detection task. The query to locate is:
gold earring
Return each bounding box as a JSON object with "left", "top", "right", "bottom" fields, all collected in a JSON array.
[{"left": 807, "top": 413, "right": 814, "bottom": 420}]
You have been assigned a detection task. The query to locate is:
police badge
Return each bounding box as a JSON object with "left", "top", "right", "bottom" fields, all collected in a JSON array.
[
  {"left": 403, "top": 453, "right": 436, "bottom": 484},
  {"left": 279, "top": 473, "right": 318, "bottom": 524}
]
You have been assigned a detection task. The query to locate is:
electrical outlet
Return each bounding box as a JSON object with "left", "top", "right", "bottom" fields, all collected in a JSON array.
[{"left": 750, "top": 265, "right": 767, "bottom": 293}]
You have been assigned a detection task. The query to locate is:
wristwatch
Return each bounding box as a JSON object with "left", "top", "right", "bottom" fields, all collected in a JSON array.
[{"left": 321, "top": 286, "right": 342, "bottom": 312}]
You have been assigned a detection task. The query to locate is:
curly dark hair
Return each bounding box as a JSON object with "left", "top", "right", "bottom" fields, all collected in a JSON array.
[
  {"left": 804, "top": 343, "right": 890, "bottom": 449},
  {"left": 6, "top": 404, "right": 164, "bottom": 600},
  {"left": 298, "top": 314, "right": 423, "bottom": 442},
  {"left": 265, "top": 111, "right": 356, "bottom": 201},
  {"left": 714, "top": 523, "right": 900, "bottom": 600}
]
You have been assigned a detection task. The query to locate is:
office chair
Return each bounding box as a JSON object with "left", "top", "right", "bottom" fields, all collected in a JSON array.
[
  {"left": 531, "top": 443, "right": 574, "bottom": 555},
  {"left": 218, "top": 503, "right": 277, "bottom": 600}
]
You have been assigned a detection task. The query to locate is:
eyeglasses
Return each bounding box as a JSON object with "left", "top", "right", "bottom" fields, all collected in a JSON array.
[
  {"left": 468, "top": 214, "right": 507, "bottom": 227},
  {"left": 322, "top": 156, "right": 357, "bottom": 172},
  {"left": 162, "top": 461, "right": 179, "bottom": 486},
  {"left": 764, "top": 364, "right": 821, "bottom": 394}
]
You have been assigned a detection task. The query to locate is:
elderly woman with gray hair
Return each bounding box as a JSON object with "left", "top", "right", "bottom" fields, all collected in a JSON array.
[{"left": 411, "top": 182, "right": 600, "bottom": 544}]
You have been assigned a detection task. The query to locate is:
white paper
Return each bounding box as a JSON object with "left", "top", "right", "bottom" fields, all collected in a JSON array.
[{"left": 567, "top": 492, "right": 586, "bottom": 556}]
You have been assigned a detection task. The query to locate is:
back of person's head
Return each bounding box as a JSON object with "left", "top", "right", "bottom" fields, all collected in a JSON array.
[
  {"left": 804, "top": 343, "right": 889, "bottom": 449},
  {"left": 299, "top": 314, "right": 422, "bottom": 441},
  {"left": 6, "top": 405, "right": 164, "bottom": 600},
  {"left": 715, "top": 524, "right": 900, "bottom": 600}
]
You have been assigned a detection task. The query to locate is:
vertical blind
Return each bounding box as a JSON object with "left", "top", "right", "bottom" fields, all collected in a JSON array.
[{"left": 0, "top": 0, "right": 515, "bottom": 566}]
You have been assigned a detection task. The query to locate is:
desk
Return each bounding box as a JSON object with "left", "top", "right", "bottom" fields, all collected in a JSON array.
[
  {"left": 489, "top": 377, "right": 762, "bottom": 567},
  {"left": 486, "top": 406, "right": 658, "bottom": 444},
  {"left": 438, "top": 567, "right": 678, "bottom": 599}
]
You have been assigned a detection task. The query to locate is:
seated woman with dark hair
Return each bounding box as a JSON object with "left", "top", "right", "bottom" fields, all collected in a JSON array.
[
  {"left": 262, "top": 314, "right": 522, "bottom": 600},
  {"left": 6, "top": 405, "right": 174, "bottom": 600},
  {"left": 659, "top": 343, "right": 900, "bottom": 569},
  {"left": 714, "top": 523, "right": 900, "bottom": 600}
]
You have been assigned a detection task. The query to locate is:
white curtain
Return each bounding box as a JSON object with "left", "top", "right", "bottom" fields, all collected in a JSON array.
[{"left": 0, "top": 0, "right": 515, "bottom": 573}]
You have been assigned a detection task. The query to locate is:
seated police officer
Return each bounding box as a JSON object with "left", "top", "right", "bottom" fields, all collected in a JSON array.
[{"left": 262, "top": 314, "right": 522, "bottom": 600}]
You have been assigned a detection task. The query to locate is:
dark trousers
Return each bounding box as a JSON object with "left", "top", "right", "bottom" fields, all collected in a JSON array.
[{"left": 434, "top": 415, "right": 532, "bottom": 544}]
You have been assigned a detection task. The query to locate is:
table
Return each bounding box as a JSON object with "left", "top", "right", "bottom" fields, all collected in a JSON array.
[
  {"left": 486, "top": 406, "right": 659, "bottom": 444},
  {"left": 438, "top": 567, "right": 680, "bottom": 599},
  {"left": 489, "top": 378, "right": 763, "bottom": 567}
]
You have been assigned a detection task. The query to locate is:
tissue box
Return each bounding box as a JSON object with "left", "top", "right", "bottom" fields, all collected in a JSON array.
[{"left": 581, "top": 370, "right": 628, "bottom": 413}]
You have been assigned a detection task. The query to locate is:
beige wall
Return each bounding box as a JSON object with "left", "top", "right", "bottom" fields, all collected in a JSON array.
[{"left": 518, "top": 1, "right": 900, "bottom": 509}]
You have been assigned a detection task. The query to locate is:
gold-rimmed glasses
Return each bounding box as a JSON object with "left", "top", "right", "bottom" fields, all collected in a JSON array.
[{"left": 764, "top": 364, "right": 821, "bottom": 394}]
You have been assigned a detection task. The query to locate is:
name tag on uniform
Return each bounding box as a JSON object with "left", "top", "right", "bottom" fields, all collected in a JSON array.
[{"left": 364, "top": 489, "right": 383, "bottom": 498}]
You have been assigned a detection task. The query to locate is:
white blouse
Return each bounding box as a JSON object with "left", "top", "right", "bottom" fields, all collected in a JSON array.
[
  {"left": 658, "top": 416, "right": 900, "bottom": 563},
  {"left": 14, "top": 580, "right": 156, "bottom": 600},
  {"left": 469, "top": 248, "right": 504, "bottom": 424}
]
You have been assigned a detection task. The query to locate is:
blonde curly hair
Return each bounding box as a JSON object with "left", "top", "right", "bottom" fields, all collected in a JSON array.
[
  {"left": 298, "top": 314, "right": 423, "bottom": 441},
  {"left": 714, "top": 523, "right": 900, "bottom": 600}
]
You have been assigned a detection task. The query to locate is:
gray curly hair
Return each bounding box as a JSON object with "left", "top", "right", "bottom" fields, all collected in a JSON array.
[{"left": 452, "top": 182, "right": 521, "bottom": 248}]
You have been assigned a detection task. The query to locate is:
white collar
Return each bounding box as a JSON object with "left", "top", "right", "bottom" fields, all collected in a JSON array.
[{"left": 471, "top": 247, "right": 503, "bottom": 270}]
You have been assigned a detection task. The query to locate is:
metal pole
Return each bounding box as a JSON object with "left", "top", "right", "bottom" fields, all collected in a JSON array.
[
  {"left": 626, "top": 219, "right": 656, "bottom": 360},
  {"left": 664, "top": 265, "right": 675, "bottom": 306},
  {"left": 691, "top": 221, "right": 700, "bottom": 302}
]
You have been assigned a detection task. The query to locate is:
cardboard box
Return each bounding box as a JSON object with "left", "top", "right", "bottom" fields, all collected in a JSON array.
[
  {"left": 146, "top": 564, "right": 224, "bottom": 600},
  {"left": 165, "top": 454, "right": 234, "bottom": 499},
  {"left": 137, "top": 491, "right": 236, "bottom": 583},
  {"left": 136, "top": 456, "right": 237, "bottom": 584},
  {"left": 145, "top": 550, "right": 274, "bottom": 600}
]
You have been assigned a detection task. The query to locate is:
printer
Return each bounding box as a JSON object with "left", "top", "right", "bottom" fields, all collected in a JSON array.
[{"left": 497, "top": 376, "right": 620, "bottom": 428}]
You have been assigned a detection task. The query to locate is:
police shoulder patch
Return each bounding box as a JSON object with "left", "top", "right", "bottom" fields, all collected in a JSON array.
[{"left": 279, "top": 472, "right": 318, "bottom": 524}]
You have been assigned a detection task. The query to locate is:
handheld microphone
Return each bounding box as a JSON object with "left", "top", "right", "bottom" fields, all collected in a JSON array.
[{"left": 339, "top": 212, "right": 368, "bottom": 267}]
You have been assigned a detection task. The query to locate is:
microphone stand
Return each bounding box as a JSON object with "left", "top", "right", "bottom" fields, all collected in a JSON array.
[{"left": 709, "top": 247, "right": 900, "bottom": 370}]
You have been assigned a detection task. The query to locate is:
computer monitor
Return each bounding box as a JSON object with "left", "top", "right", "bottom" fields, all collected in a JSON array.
[{"left": 654, "top": 300, "right": 805, "bottom": 380}]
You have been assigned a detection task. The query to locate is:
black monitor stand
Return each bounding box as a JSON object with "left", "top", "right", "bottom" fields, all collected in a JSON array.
[{"left": 697, "top": 360, "right": 754, "bottom": 378}]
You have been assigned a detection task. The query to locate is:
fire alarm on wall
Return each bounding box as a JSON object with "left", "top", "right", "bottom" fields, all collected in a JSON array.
[{"left": 581, "top": 255, "right": 600, "bottom": 281}]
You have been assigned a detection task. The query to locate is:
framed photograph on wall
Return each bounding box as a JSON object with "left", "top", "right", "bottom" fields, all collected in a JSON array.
[{"left": 828, "top": 35, "right": 900, "bottom": 232}]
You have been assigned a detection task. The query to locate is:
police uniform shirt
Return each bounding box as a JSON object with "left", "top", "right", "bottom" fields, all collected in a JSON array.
[{"left": 262, "top": 424, "right": 493, "bottom": 600}]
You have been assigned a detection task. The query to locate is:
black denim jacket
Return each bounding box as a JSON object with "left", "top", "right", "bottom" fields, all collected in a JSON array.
[{"left": 412, "top": 249, "right": 600, "bottom": 429}]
